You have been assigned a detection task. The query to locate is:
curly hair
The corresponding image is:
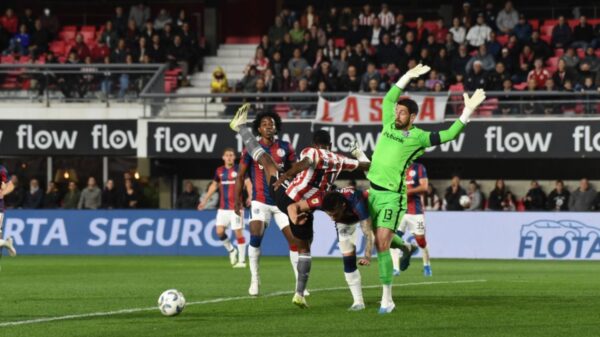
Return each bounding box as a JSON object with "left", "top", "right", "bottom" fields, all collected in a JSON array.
[{"left": 252, "top": 111, "right": 282, "bottom": 136}]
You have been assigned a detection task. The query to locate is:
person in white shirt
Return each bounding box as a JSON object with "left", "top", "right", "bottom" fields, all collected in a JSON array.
[
  {"left": 496, "top": 1, "right": 519, "bottom": 34},
  {"left": 466, "top": 13, "right": 492, "bottom": 48},
  {"left": 450, "top": 17, "right": 466, "bottom": 44},
  {"left": 377, "top": 3, "right": 395, "bottom": 30}
]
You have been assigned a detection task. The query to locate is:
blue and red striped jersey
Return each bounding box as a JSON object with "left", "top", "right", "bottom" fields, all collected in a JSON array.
[
  {"left": 241, "top": 138, "right": 296, "bottom": 205},
  {"left": 308, "top": 187, "right": 369, "bottom": 224},
  {"left": 406, "top": 162, "right": 427, "bottom": 215},
  {"left": 214, "top": 165, "right": 239, "bottom": 210}
]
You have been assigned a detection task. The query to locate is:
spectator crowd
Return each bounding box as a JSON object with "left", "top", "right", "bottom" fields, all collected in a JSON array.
[{"left": 211, "top": 2, "right": 600, "bottom": 115}]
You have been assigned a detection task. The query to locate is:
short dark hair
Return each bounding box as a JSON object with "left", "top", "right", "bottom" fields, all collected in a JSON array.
[
  {"left": 397, "top": 98, "right": 419, "bottom": 115},
  {"left": 223, "top": 147, "right": 235, "bottom": 155},
  {"left": 252, "top": 111, "right": 282, "bottom": 135},
  {"left": 321, "top": 191, "right": 348, "bottom": 213},
  {"left": 312, "top": 130, "right": 331, "bottom": 146}
]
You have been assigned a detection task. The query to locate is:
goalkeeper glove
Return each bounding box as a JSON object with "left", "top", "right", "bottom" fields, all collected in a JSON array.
[
  {"left": 459, "top": 89, "right": 486, "bottom": 124},
  {"left": 396, "top": 64, "right": 431, "bottom": 89}
]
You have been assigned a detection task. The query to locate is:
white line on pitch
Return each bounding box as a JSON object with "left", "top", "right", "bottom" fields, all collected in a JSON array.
[{"left": 0, "top": 279, "right": 486, "bottom": 327}]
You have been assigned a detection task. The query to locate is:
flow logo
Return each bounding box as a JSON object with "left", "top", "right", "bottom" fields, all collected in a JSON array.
[{"left": 518, "top": 220, "right": 600, "bottom": 259}]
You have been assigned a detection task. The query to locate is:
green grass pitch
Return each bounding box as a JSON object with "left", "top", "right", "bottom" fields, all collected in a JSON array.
[{"left": 0, "top": 256, "right": 599, "bottom": 337}]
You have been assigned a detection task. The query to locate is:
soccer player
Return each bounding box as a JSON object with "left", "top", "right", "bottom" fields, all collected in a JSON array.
[
  {"left": 391, "top": 162, "right": 432, "bottom": 277},
  {"left": 229, "top": 104, "right": 370, "bottom": 308},
  {"left": 289, "top": 187, "right": 374, "bottom": 311},
  {"left": 234, "top": 111, "right": 302, "bottom": 296},
  {"left": 199, "top": 148, "right": 252, "bottom": 268},
  {"left": 356, "top": 63, "right": 486, "bottom": 314},
  {"left": 0, "top": 165, "right": 17, "bottom": 258}
]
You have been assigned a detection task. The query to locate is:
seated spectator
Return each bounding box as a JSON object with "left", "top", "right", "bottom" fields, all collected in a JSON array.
[
  {"left": 62, "top": 181, "right": 81, "bottom": 209},
  {"left": 561, "top": 47, "right": 580, "bottom": 69},
  {"left": 450, "top": 17, "right": 466, "bottom": 44},
  {"left": 569, "top": 178, "right": 596, "bottom": 211},
  {"left": 503, "top": 191, "right": 517, "bottom": 211},
  {"left": 483, "top": 3, "right": 498, "bottom": 31},
  {"left": 78, "top": 177, "right": 101, "bottom": 209},
  {"left": 129, "top": 3, "right": 150, "bottom": 30},
  {"left": 338, "top": 65, "right": 361, "bottom": 92},
  {"left": 465, "top": 180, "right": 484, "bottom": 211},
  {"left": 444, "top": 175, "right": 466, "bottom": 211},
  {"left": 289, "top": 20, "right": 305, "bottom": 44},
  {"left": 527, "top": 58, "right": 551, "bottom": 89},
  {"left": 360, "top": 62, "right": 381, "bottom": 92},
  {"left": 160, "top": 23, "right": 175, "bottom": 47},
  {"left": 519, "top": 45, "right": 535, "bottom": 69},
  {"left": 432, "top": 18, "right": 449, "bottom": 44},
  {"left": 111, "top": 38, "right": 129, "bottom": 63},
  {"left": 167, "top": 35, "right": 190, "bottom": 84},
  {"left": 421, "top": 36, "right": 442, "bottom": 61},
  {"left": 571, "top": 16, "right": 594, "bottom": 50},
  {"left": 380, "top": 63, "right": 400, "bottom": 91},
  {"left": 4, "top": 175, "right": 24, "bottom": 209},
  {"left": 210, "top": 66, "right": 229, "bottom": 94},
  {"left": 0, "top": 8, "right": 18, "bottom": 34},
  {"left": 117, "top": 54, "right": 134, "bottom": 98},
  {"left": 541, "top": 78, "right": 558, "bottom": 114},
  {"left": 498, "top": 79, "right": 517, "bottom": 115},
  {"left": 377, "top": 3, "right": 395, "bottom": 30},
  {"left": 349, "top": 43, "right": 370, "bottom": 74},
  {"left": 358, "top": 4, "right": 375, "bottom": 27},
  {"left": 122, "top": 178, "right": 140, "bottom": 208},
  {"left": 315, "top": 61, "right": 337, "bottom": 91},
  {"left": 552, "top": 16, "right": 572, "bottom": 48},
  {"left": 582, "top": 47, "right": 599, "bottom": 73},
  {"left": 311, "top": 48, "right": 328, "bottom": 70},
  {"left": 496, "top": 1, "right": 519, "bottom": 35},
  {"left": 331, "top": 48, "right": 349, "bottom": 77},
  {"left": 367, "top": 78, "right": 381, "bottom": 93},
  {"left": 552, "top": 59, "right": 575, "bottom": 90},
  {"left": 547, "top": 180, "right": 570, "bottom": 211},
  {"left": 498, "top": 46, "right": 518, "bottom": 74},
  {"left": 239, "top": 65, "right": 260, "bottom": 92},
  {"left": 367, "top": 18, "right": 385, "bottom": 47},
  {"left": 124, "top": 19, "right": 140, "bottom": 50},
  {"left": 277, "top": 67, "right": 297, "bottom": 92},
  {"left": 153, "top": 9, "right": 172, "bottom": 31},
  {"left": 338, "top": 7, "right": 353, "bottom": 33},
  {"left": 576, "top": 61, "right": 594, "bottom": 86},
  {"left": 466, "top": 44, "right": 496, "bottom": 73},
  {"left": 132, "top": 36, "right": 148, "bottom": 63},
  {"left": 593, "top": 22, "right": 600, "bottom": 49},
  {"left": 486, "top": 31, "right": 501, "bottom": 58},
  {"left": 346, "top": 18, "right": 365, "bottom": 47},
  {"left": 250, "top": 47, "right": 270, "bottom": 75},
  {"left": 528, "top": 31, "right": 552, "bottom": 61},
  {"left": 424, "top": 184, "right": 441, "bottom": 211},
  {"left": 5, "top": 24, "right": 30, "bottom": 56},
  {"left": 488, "top": 179, "right": 508, "bottom": 210},
  {"left": 513, "top": 14, "right": 532, "bottom": 42},
  {"left": 375, "top": 33, "right": 398, "bottom": 68},
  {"left": 268, "top": 16, "right": 287, "bottom": 44},
  {"left": 78, "top": 56, "right": 99, "bottom": 98},
  {"left": 70, "top": 33, "right": 91, "bottom": 61},
  {"left": 23, "top": 179, "right": 43, "bottom": 209},
  {"left": 466, "top": 13, "right": 491, "bottom": 49},
  {"left": 288, "top": 48, "right": 309, "bottom": 79},
  {"left": 465, "top": 60, "right": 487, "bottom": 91},
  {"left": 432, "top": 47, "right": 451, "bottom": 79},
  {"left": 112, "top": 6, "right": 127, "bottom": 37},
  {"left": 101, "top": 179, "right": 120, "bottom": 209},
  {"left": 148, "top": 34, "right": 165, "bottom": 63},
  {"left": 98, "top": 21, "right": 119, "bottom": 49},
  {"left": 524, "top": 180, "right": 547, "bottom": 210},
  {"left": 176, "top": 181, "right": 199, "bottom": 209},
  {"left": 425, "top": 70, "right": 444, "bottom": 90},
  {"left": 522, "top": 79, "right": 540, "bottom": 114},
  {"left": 290, "top": 78, "right": 313, "bottom": 117},
  {"left": 487, "top": 62, "right": 509, "bottom": 91},
  {"left": 300, "top": 5, "right": 319, "bottom": 29},
  {"left": 43, "top": 181, "right": 61, "bottom": 209},
  {"left": 413, "top": 17, "right": 429, "bottom": 44},
  {"left": 259, "top": 35, "right": 272, "bottom": 57},
  {"left": 263, "top": 68, "right": 277, "bottom": 92},
  {"left": 451, "top": 44, "right": 470, "bottom": 75}
]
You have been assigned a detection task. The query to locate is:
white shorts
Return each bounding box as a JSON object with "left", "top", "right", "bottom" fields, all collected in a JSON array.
[
  {"left": 399, "top": 214, "right": 426, "bottom": 236},
  {"left": 336, "top": 222, "right": 358, "bottom": 254},
  {"left": 216, "top": 209, "right": 243, "bottom": 230},
  {"left": 250, "top": 200, "right": 289, "bottom": 231}
]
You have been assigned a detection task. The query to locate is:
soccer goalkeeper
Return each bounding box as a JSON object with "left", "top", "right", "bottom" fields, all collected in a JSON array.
[{"left": 352, "top": 64, "right": 486, "bottom": 314}]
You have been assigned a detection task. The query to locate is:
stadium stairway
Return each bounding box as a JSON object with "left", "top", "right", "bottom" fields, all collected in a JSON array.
[{"left": 159, "top": 43, "right": 256, "bottom": 118}]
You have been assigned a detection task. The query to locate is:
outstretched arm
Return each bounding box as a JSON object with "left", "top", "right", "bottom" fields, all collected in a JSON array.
[{"left": 382, "top": 64, "right": 431, "bottom": 125}]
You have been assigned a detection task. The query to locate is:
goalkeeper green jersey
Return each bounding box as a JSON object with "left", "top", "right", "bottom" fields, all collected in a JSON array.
[{"left": 367, "top": 86, "right": 465, "bottom": 193}]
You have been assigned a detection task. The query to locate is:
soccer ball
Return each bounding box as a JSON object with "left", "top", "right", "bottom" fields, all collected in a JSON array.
[
  {"left": 158, "top": 289, "right": 186, "bottom": 316},
  {"left": 459, "top": 195, "right": 471, "bottom": 208}
]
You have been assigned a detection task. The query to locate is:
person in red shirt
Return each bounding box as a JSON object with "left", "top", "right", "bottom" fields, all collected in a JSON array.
[
  {"left": 527, "top": 58, "right": 551, "bottom": 89},
  {"left": 70, "top": 33, "right": 91, "bottom": 61},
  {"left": 0, "top": 8, "right": 18, "bottom": 34}
]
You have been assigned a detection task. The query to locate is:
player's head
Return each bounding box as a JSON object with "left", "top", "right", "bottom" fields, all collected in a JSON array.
[
  {"left": 252, "top": 111, "right": 282, "bottom": 140},
  {"left": 312, "top": 130, "right": 331, "bottom": 149},
  {"left": 321, "top": 191, "right": 352, "bottom": 223},
  {"left": 222, "top": 148, "right": 236, "bottom": 166},
  {"left": 395, "top": 98, "right": 419, "bottom": 129}
]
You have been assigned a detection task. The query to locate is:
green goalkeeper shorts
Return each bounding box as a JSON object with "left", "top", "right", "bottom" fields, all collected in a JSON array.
[{"left": 368, "top": 188, "right": 405, "bottom": 231}]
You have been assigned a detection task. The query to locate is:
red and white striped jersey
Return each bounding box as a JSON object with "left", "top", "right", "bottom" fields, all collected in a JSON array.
[{"left": 285, "top": 147, "right": 359, "bottom": 202}]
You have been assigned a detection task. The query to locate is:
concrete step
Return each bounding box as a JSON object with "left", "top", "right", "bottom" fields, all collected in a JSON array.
[
  {"left": 204, "top": 56, "right": 251, "bottom": 65},
  {"left": 163, "top": 103, "right": 226, "bottom": 113},
  {"left": 195, "top": 72, "right": 244, "bottom": 80},
  {"left": 220, "top": 44, "right": 258, "bottom": 50},
  {"left": 217, "top": 49, "right": 256, "bottom": 57},
  {"left": 159, "top": 110, "right": 221, "bottom": 118}
]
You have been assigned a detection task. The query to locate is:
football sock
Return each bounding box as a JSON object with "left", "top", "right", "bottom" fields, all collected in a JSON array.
[
  {"left": 381, "top": 284, "right": 393, "bottom": 307},
  {"left": 248, "top": 245, "right": 260, "bottom": 278},
  {"left": 239, "top": 126, "right": 265, "bottom": 161},
  {"left": 219, "top": 234, "right": 234, "bottom": 252},
  {"left": 378, "top": 250, "right": 393, "bottom": 285},
  {"left": 237, "top": 237, "right": 246, "bottom": 263},
  {"left": 391, "top": 248, "right": 401, "bottom": 271},
  {"left": 345, "top": 269, "right": 364, "bottom": 305},
  {"left": 391, "top": 234, "right": 412, "bottom": 255},
  {"left": 296, "top": 253, "right": 312, "bottom": 296},
  {"left": 290, "top": 248, "right": 299, "bottom": 282},
  {"left": 422, "top": 246, "right": 430, "bottom": 266},
  {"left": 0, "top": 239, "right": 5, "bottom": 247}
]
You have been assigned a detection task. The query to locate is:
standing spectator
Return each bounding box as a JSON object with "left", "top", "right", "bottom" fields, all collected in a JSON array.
[
  {"left": 466, "top": 13, "right": 492, "bottom": 48},
  {"left": 346, "top": 18, "right": 365, "bottom": 47},
  {"left": 287, "top": 48, "right": 309, "bottom": 79},
  {"left": 23, "top": 179, "right": 43, "bottom": 209},
  {"left": 488, "top": 179, "right": 508, "bottom": 210},
  {"left": 167, "top": 35, "right": 190, "bottom": 84},
  {"left": 62, "top": 181, "right": 81, "bottom": 209},
  {"left": 40, "top": 8, "right": 59, "bottom": 39},
  {"left": 459, "top": 2, "right": 474, "bottom": 29},
  {"left": 101, "top": 179, "right": 120, "bottom": 209},
  {"left": 513, "top": 14, "right": 532, "bottom": 43},
  {"left": 43, "top": 181, "right": 61, "bottom": 209},
  {"left": 483, "top": 3, "right": 498, "bottom": 32},
  {"left": 528, "top": 31, "right": 552, "bottom": 61},
  {"left": 376, "top": 34, "right": 399, "bottom": 68},
  {"left": 571, "top": 16, "right": 594, "bottom": 50},
  {"left": 444, "top": 175, "right": 466, "bottom": 211},
  {"left": 367, "top": 18, "right": 386, "bottom": 47},
  {"left": 112, "top": 6, "right": 128, "bottom": 37},
  {"left": 148, "top": 34, "right": 165, "bottom": 62},
  {"left": 289, "top": 20, "right": 305, "bottom": 45},
  {"left": 315, "top": 61, "right": 337, "bottom": 91},
  {"left": 5, "top": 24, "right": 30, "bottom": 55},
  {"left": 377, "top": 3, "right": 395, "bottom": 30},
  {"left": 432, "top": 18, "right": 449, "bottom": 44},
  {"left": 496, "top": 1, "right": 519, "bottom": 35},
  {"left": 338, "top": 7, "right": 353, "bottom": 33},
  {"left": 129, "top": 3, "right": 150, "bottom": 30},
  {"left": 450, "top": 17, "right": 466, "bottom": 44},
  {"left": 98, "top": 21, "right": 119, "bottom": 50},
  {"left": 153, "top": 9, "right": 172, "bottom": 31},
  {"left": 332, "top": 49, "right": 349, "bottom": 77},
  {"left": 569, "top": 178, "right": 596, "bottom": 211},
  {"left": 28, "top": 19, "right": 50, "bottom": 58},
  {"left": 358, "top": 4, "right": 375, "bottom": 27},
  {"left": 465, "top": 61, "right": 487, "bottom": 91},
  {"left": 70, "top": 34, "right": 91, "bottom": 61},
  {"left": 451, "top": 44, "right": 470, "bottom": 75},
  {"left": 269, "top": 16, "right": 287, "bottom": 44},
  {"left": 124, "top": 19, "right": 140, "bottom": 50},
  {"left": 524, "top": 180, "right": 547, "bottom": 210},
  {"left": 498, "top": 79, "right": 516, "bottom": 115},
  {"left": 503, "top": 191, "right": 517, "bottom": 211},
  {"left": 465, "top": 180, "right": 484, "bottom": 211},
  {"left": 348, "top": 43, "right": 370, "bottom": 74},
  {"left": 199, "top": 183, "right": 218, "bottom": 209},
  {"left": 249, "top": 47, "right": 270, "bottom": 74},
  {"left": 390, "top": 13, "right": 408, "bottom": 45},
  {"left": 593, "top": 21, "right": 600, "bottom": 49},
  {"left": 547, "top": 180, "right": 570, "bottom": 211},
  {"left": 414, "top": 17, "right": 430, "bottom": 44},
  {"left": 551, "top": 16, "right": 572, "bottom": 48},
  {"left": 122, "top": 179, "right": 140, "bottom": 209},
  {"left": 176, "top": 181, "right": 199, "bottom": 209},
  {"left": 174, "top": 9, "right": 189, "bottom": 30},
  {"left": 527, "top": 58, "right": 551, "bottom": 89},
  {"left": 4, "top": 174, "right": 24, "bottom": 209},
  {"left": 423, "top": 184, "right": 441, "bottom": 211},
  {"left": 486, "top": 62, "right": 509, "bottom": 90},
  {"left": 78, "top": 177, "right": 101, "bottom": 209},
  {"left": 20, "top": 8, "right": 35, "bottom": 34},
  {"left": 0, "top": 8, "right": 18, "bottom": 34}
]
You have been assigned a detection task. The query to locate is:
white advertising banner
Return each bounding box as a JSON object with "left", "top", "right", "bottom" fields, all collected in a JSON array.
[
  {"left": 315, "top": 93, "right": 448, "bottom": 125},
  {"left": 311, "top": 211, "right": 600, "bottom": 260}
]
